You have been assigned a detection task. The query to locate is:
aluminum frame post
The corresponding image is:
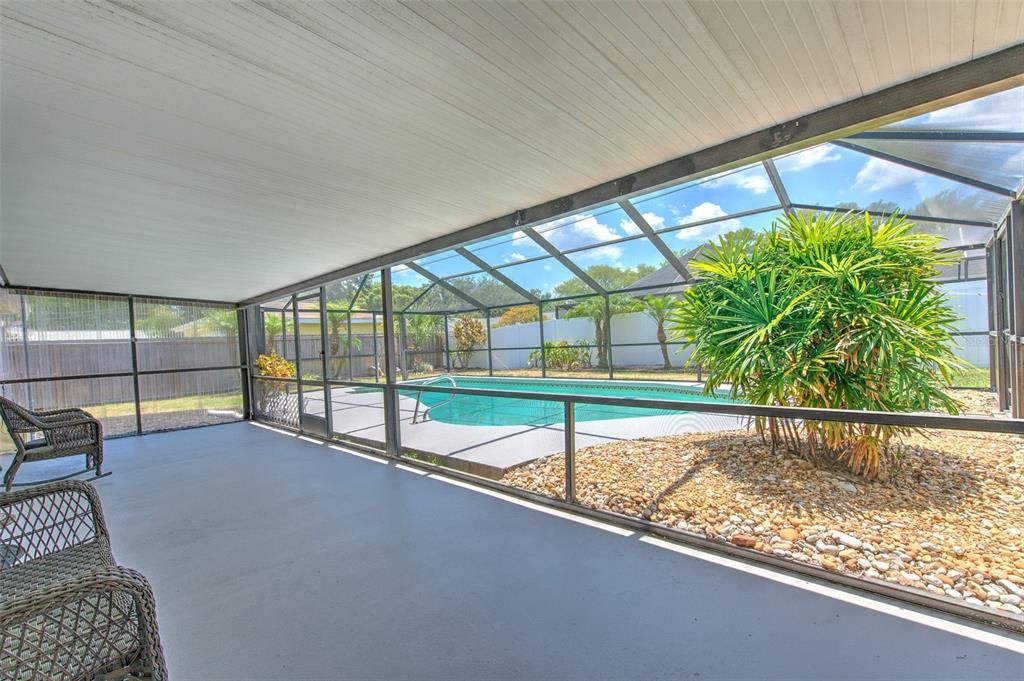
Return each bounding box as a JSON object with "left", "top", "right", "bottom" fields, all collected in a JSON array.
[
  {"left": 127, "top": 296, "right": 143, "bottom": 434},
  {"left": 237, "top": 307, "right": 252, "bottom": 420},
  {"left": 538, "top": 301, "right": 546, "bottom": 378},
  {"left": 486, "top": 312, "right": 494, "bottom": 377},
  {"left": 319, "top": 287, "right": 333, "bottom": 436},
  {"left": 604, "top": 295, "right": 613, "bottom": 379},
  {"left": 443, "top": 313, "right": 451, "bottom": 371},
  {"left": 1009, "top": 201, "right": 1024, "bottom": 418},
  {"left": 380, "top": 268, "right": 402, "bottom": 456},
  {"left": 564, "top": 401, "right": 576, "bottom": 504}
]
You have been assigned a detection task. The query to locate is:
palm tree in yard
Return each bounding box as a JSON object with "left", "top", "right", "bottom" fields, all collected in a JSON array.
[{"left": 640, "top": 294, "right": 677, "bottom": 369}]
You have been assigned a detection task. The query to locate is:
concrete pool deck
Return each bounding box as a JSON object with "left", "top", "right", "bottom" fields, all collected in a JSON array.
[{"left": 302, "top": 384, "right": 746, "bottom": 478}]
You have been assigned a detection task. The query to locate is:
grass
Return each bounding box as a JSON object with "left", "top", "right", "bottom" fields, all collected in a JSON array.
[
  {"left": 948, "top": 366, "right": 990, "bottom": 389},
  {"left": 0, "top": 392, "right": 244, "bottom": 452}
]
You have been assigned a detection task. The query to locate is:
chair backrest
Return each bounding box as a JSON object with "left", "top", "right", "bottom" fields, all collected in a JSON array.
[{"left": 0, "top": 396, "right": 37, "bottom": 437}]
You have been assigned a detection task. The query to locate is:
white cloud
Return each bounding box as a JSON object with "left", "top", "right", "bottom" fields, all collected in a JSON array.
[
  {"left": 854, "top": 157, "right": 919, "bottom": 191},
  {"left": 619, "top": 211, "right": 665, "bottom": 235},
  {"left": 675, "top": 202, "right": 741, "bottom": 240},
  {"left": 916, "top": 88, "right": 1023, "bottom": 130},
  {"left": 541, "top": 213, "right": 621, "bottom": 249},
  {"left": 574, "top": 244, "right": 623, "bottom": 264},
  {"left": 706, "top": 166, "right": 772, "bottom": 194},
  {"left": 777, "top": 145, "right": 841, "bottom": 172},
  {"left": 503, "top": 252, "right": 527, "bottom": 263}
]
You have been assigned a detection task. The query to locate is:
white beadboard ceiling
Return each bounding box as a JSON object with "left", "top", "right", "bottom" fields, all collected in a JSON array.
[{"left": 1, "top": 1, "right": 1022, "bottom": 302}]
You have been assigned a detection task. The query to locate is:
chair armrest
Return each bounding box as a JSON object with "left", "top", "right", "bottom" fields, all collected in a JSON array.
[
  {"left": 0, "top": 565, "right": 167, "bottom": 681},
  {"left": 36, "top": 407, "right": 90, "bottom": 421},
  {"left": 42, "top": 417, "right": 103, "bottom": 450},
  {"left": 0, "top": 480, "right": 109, "bottom": 565}
]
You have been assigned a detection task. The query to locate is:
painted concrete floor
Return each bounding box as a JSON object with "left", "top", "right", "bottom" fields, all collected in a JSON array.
[
  {"left": 304, "top": 386, "right": 744, "bottom": 476},
  {"left": 5, "top": 422, "right": 1023, "bottom": 680}
]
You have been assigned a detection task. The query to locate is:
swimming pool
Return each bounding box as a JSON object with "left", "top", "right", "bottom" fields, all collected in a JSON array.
[{"left": 397, "top": 376, "right": 736, "bottom": 427}]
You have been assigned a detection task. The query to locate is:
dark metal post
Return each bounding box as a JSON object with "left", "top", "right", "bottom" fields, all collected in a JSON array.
[
  {"left": 319, "top": 287, "right": 333, "bottom": 436},
  {"left": 371, "top": 313, "right": 379, "bottom": 383},
  {"left": 1009, "top": 201, "right": 1024, "bottom": 418},
  {"left": 18, "top": 295, "right": 33, "bottom": 408},
  {"left": 346, "top": 313, "right": 353, "bottom": 380},
  {"left": 399, "top": 313, "right": 409, "bottom": 381},
  {"left": 538, "top": 301, "right": 546, "bottom": 378},
  {"left": 993, "top": 233, "right": 1009, "bottom": 411},
  {"left": 380, "top": 268, "right": 402, "bottom": 456},
  {"left": 127, "top": 297, "right": 143, "bottom": 434},
  {"left": 986, "top": 243, "right": 997, "bottom": 392},
  {"left": 564, "top": 401, "right": 576, "bottom": 503},
  {"left": 486, "top": 312, "right": 493, "bottom": 377},
  {"left": 237, "top": 307, "right": 251, "bottom": 420},
  {"left": 443, "top": 313, "right": 451, "bottom": 372},
  {"left": 291, "top": 297, "right": 304, "bottom": 431},
  {"left": 604, "top": 295, "right": 614, "bottom": 379}
]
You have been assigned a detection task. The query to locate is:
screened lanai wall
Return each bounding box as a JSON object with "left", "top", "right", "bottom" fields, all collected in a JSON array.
[
  {"left": 0, "top": 289, "right": 248, "bottom": 448},
  {"left": 247, "top": 85, "right": 1024, "bottom": 426}
]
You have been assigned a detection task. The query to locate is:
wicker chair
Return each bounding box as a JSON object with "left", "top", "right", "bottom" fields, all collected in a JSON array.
[
  {"left": 0, "top": 480, "right": 167, "bottom": 680},
  {"left": 0, "top": 396, "right": 106, "bottom": 491}
]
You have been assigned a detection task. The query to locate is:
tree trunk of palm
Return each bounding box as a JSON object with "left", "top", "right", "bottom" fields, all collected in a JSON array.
[
  {"left": 657, "top": 324, "right": 670, "bottom": 369},
  {"left": 594, "top": 316, "right": 608, "bottom": 368}
]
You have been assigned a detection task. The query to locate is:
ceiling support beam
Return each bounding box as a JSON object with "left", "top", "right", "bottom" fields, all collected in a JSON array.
[
  {"left": 832, "top": 140, "right": 1017, "bottom": 197},
  {"left": 522, "top": 228, "right": 606, "bottom": 296},
  {"left": 240, "top": 44, "right": 1024, "bottom": 305},
  {"left": 617, "top": 200, "right": 693, "bottom": 283},
  {"left": 454, "top": 248, "right": 539, "bottom": 304},
  {"left": 790, "top": 203, "right": 996, "bottom": 229},
  {"left": 404, "top": 262, "right": 486, "bottom": 312},
  {"left": 849, "top": 131, "right": 1024, "bottom": 143}
]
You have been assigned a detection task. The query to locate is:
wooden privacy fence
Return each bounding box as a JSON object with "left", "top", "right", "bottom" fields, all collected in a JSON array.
[{"left": 0, "top": 338, "right": 242, "bottom": 407}]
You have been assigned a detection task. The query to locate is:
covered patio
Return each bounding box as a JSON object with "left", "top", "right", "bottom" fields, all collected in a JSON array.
[
  {"left": 4, "top": 422, "right": 1022, "bottom": 679},
  {"left": 2, "top": 1, "right": 1024, "bottom": 679}
]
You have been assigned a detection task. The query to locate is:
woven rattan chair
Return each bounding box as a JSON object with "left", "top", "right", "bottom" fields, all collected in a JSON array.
[
  {"left": 0, "top": 480, "right": 167, "bottom": 680},
  {"left": 0, "top": 396, "right": 107, "bottom": 491}
]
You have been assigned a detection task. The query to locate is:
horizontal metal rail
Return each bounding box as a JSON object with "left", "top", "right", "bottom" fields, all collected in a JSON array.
[
  {"left": 394, "top": 383, "right": 1024, "bottom": 433},
  {"left": 0, "top": 365, "right": 246, "bottom": 385}
]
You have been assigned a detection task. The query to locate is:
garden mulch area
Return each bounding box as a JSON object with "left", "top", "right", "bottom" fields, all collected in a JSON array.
[{"left": 502, "top": 424, "right": 1024, "bottom": 621}]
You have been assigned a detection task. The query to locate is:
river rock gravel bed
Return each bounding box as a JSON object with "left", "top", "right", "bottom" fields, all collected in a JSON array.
[{"left": 502, "top": 426, "right": 1024, "bottom": 621}]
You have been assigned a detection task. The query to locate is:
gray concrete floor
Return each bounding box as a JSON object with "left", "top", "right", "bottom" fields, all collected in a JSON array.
[
  {"left": 308, "top": 386, "right": 744, "bottom": 477},
  {"left": 5, "top": 423, "right": 1023, "bottom": 680}
]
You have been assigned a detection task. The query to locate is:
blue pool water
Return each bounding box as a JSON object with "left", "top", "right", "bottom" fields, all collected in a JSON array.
[{"left": 396, "top": 376, "right": 736, "bottom": 427}]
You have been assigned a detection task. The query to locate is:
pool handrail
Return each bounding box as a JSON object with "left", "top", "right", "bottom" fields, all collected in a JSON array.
[{"left": 410, "top": 373, "right": 458, "bottom": 424}]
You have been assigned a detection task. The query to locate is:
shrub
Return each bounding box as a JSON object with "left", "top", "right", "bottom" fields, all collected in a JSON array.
[
  {"left": 452, "top": 315, "right": 486, "bottom": 368},
  {"left": 528, "top": 341, "right": 592, "bottom": 370},
  {"left": 255, "top": 351, "right": 296, "bottom": 378},
  {"left": 672, "top": 211, "right": 965, "bottom": 479},
  {"left": 494, "top": 306, "right": 540, "bottom": 328}
]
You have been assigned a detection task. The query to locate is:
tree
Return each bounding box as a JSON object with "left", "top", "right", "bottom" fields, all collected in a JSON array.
[
  {"left": 405, "top": 314, "right": 445, "bottom": 350},
  {"left": 134, "top": 305, "right": 184, "bottom": 338},
  {"left": 263, "top": 313, "right": 286, "bottom": 352},
  {"left": 554, "top": 264, "right": 657, "bottom": 297},
  {"left": 494, "top": 305, "right": 540, "bottom": 328},
  {"left": 672, "top": 211, "right": 965, "bottom": 479},
  {"left": 565, "top": 295, "right": 641, "bottom": 368},
  {"left": 452, "top": 315, "right": 486, "bottom": 369},
  {"left": 639, "top": 295, "right": 677, "bottom": 369},
  {"left": 325, "top": 311, "right": 362, "bottom": 378}
]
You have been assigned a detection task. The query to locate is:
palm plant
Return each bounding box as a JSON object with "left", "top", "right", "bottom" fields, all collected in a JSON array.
[
  {"left": 671, "top": 211, "right": 965, "bottom": 479},
  {"left": 640, "top": 294, "right": 677, "bottom": 369},
  {"left": 326, "top": 311, "right": 362, "bottom": 378},
  {"left": 566, "top": 295, "right": 640, "bottom": 368}
]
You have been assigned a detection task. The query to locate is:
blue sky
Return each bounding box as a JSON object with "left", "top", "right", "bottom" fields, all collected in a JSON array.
[{"left": 392, "top": 87, "right": 1022, "bottom": 297}]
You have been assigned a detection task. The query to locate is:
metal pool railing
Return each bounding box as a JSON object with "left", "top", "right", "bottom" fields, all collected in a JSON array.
[{"left": 409, "top": 374, "right": 458, "bottom": 424}]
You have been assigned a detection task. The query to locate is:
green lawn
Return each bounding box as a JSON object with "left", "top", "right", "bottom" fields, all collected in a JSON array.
[{"left": 948, "top": 366, "right": 990, "bottom": 389}]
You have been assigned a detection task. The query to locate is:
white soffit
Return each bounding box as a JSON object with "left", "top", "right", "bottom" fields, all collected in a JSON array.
[{"left": 1, "top": 1, "right": 1022, "bottom": 301}]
